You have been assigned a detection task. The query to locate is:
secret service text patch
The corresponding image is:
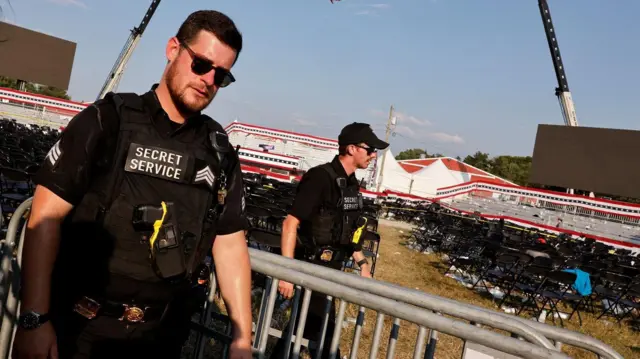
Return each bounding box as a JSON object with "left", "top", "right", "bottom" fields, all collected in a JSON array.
[{"left": 124, "top": 143, "right": 191, "bottom": 183}]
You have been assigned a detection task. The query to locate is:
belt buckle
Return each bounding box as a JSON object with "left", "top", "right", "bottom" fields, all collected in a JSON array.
[
  {"left": 320, "top": 249, "right": 334, "bottom": 262},
  {"left": 74, "top": 296, "right": 101, "bottom": 320},
  {"left": 120, "top": 305, "right": 146, "bottom": 323}
]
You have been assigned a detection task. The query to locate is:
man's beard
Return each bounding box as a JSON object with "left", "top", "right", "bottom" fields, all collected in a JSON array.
[
  {"left": 166, "top": 64, "right": 214, "bottom": 115},
  {"left": 358, "top": 158, "right": 370, "bottom": 169}
]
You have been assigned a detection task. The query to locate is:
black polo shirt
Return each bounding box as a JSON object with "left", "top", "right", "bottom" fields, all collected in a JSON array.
[
  {"left": 34, "top": 84, "right": 247, "bottom": 236},
  {"left": 289, "top": 155, "right": 363, "bottom": 252}
]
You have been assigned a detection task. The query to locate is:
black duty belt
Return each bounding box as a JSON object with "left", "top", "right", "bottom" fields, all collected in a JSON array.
[{"left": 73, "top": 296, "right": 167, "bottom": 323}]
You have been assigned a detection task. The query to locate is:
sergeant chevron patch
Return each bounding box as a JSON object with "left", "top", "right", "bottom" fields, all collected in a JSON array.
[
  {"left": 45, "top": 140, "right": 62, "bottom": 166},
  {"left": 194, "top": 165, "right": 215, "bottom": 189}
]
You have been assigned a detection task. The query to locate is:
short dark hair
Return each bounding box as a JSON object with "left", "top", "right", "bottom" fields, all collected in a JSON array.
[
  {"left": 338, "top": 145, "right": 348, "bottom": 156},
  {"left": 176, "top": 10, "right": 243, "bottom": 58}
]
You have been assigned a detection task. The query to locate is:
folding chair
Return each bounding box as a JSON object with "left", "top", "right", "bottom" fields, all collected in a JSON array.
[{"left": 535, "top": 270, "right": 587, "bottom": 326}]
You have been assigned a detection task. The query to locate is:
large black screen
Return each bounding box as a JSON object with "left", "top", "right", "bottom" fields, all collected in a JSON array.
[
  {"left": 0, "top": 21, "right": 76, "bottom": 90},
  {"left": 530, "top": 124, "right": 640, "bottom": 199}
]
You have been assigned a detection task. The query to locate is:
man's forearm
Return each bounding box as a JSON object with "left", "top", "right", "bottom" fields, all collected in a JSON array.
[
  {"left": 20, "top": 217, "right": 62, "bottom": 313},
  {"left": 352, "top": 250, "right": 366, "bottom": 263},
  {"left": 19, "top": 186, "right": 74, "bottom": 313},
  {"left": 280, "top": 217, "right": 299, "bottom": 259},
  {"left": 212, "top": 231, "right": 253, "bottom": 342},
  {"left": 352, "top": 251, "right": 371, "bottom": 275}
]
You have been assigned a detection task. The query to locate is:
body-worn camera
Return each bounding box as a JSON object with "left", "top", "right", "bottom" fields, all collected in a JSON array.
[{"left": 132, "top": 202, "right": 186, "bottom": 280}]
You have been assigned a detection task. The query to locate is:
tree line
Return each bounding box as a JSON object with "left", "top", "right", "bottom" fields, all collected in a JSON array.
[
  {"left": 394, "top": 148, "right": 638, "bottom": 203},
  {"left": 0, "top": 76, "right": 71, "bottom": 100}
]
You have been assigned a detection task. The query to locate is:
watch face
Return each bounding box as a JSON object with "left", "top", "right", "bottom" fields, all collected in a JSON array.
[{"left": 19, "top": 312, "right": 41, "bottom": 330}]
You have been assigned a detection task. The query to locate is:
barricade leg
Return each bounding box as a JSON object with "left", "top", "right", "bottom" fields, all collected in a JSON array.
[{"left": 0, "top": 198, "right": 33, "bottom": 359}]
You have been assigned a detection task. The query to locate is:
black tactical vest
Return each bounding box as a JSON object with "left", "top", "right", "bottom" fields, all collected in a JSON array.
[
  {"left": 55, "top": 92, "right": 230, "bottom": 302},
  {"left": 310, "top": 164, "right": 363, "bottom": 247}
]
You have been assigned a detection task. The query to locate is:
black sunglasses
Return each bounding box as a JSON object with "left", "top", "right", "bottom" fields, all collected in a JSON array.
[
  {"left": 180, "top": 42, "right": 235, "bottom": 88},
  {"left": 353, "top": 144, "right": 377, "bottom": 155}
]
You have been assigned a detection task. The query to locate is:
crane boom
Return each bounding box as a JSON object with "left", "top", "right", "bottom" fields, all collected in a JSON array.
[
  {"left": 538, "top": 0, "right": 578, "bottom": 127},
  {"left": 539, "top": 0, "right": 582, "bottom": 195},
  {"left": 96, "top": 0, "right": 161, "bottom": 101}
]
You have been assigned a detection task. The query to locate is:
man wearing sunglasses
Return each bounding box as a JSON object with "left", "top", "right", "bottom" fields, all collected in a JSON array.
[
  {"left": 13, "top": 10, "right": 252, "bottom": 359},
  {"left": 272, "top": 122, "right": 388, "bottom": 359}
]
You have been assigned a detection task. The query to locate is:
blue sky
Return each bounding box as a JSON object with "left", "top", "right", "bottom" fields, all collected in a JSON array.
[{"left": 2, "top": 0, "right": 638, "bottom": 158}]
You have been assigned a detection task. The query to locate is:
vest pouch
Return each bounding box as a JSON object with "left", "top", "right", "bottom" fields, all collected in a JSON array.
[
  {"left": 339, "top": 215, "right": 351, "bottom": 245},
  {"left": 339, "top": 213, "right": 361, "bottom": 245},
  {"left": 132, "top": 201, "right": 187, "bottom": 281},
  {"left": 338, "top": 185, "right": 362, "bottom": 246},
  {"left": 311, "top": 212, "right": 336, "bottom": 246},
  {"left": 151, "top": 223, "right": 187, "bottom": 281}
]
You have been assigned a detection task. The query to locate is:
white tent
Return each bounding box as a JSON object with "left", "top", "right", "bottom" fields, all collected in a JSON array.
[
  {"left": 409, "top": 159, "right": 462, "bottom": 197},
  {"left": 372, "top": 150, "right": 513, "bottom": 198},
  {"left": 372, "top": 150, "right": 413, "bottom": 193}
]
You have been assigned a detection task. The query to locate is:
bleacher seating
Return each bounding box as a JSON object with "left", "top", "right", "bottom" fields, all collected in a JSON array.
[{"left": 1, "top": 117, "right": 59, "bottom": 232}]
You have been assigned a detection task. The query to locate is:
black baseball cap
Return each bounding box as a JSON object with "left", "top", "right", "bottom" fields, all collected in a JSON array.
[{"left": 338, "top": 122, "right": 389, "bottom": 149}]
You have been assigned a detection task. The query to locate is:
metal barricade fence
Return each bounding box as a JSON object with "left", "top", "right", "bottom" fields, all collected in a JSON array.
[
  {"left": 249, "top": 249, "right": 623, "bottom": 359},
  {"left": 0, "top": 198, "right": 625, "bottom": 359},
  {"left": 238, "top": 251, "right": 571, "bottom": 359},
  {"left": 0, "top": 198, "right": 31, "bottom": 359}
]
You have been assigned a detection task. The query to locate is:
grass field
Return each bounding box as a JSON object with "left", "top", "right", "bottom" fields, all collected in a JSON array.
[
  {"left": 187, "top": 222, "right": 639, "bottom": 358},
  {"left": 334, "top": 223, "right": 640, "bottom": 359}
]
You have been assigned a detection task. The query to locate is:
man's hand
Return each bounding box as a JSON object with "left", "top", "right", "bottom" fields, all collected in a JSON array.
[
  {"left": 228, "top": 338, "right": 253, "bottom": 359},
  {"left": 278, "top": 280, "right": 294, "bottom": 299},
  {"left": 12, "top": 322, "right": 58, "bottom": 359}
]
